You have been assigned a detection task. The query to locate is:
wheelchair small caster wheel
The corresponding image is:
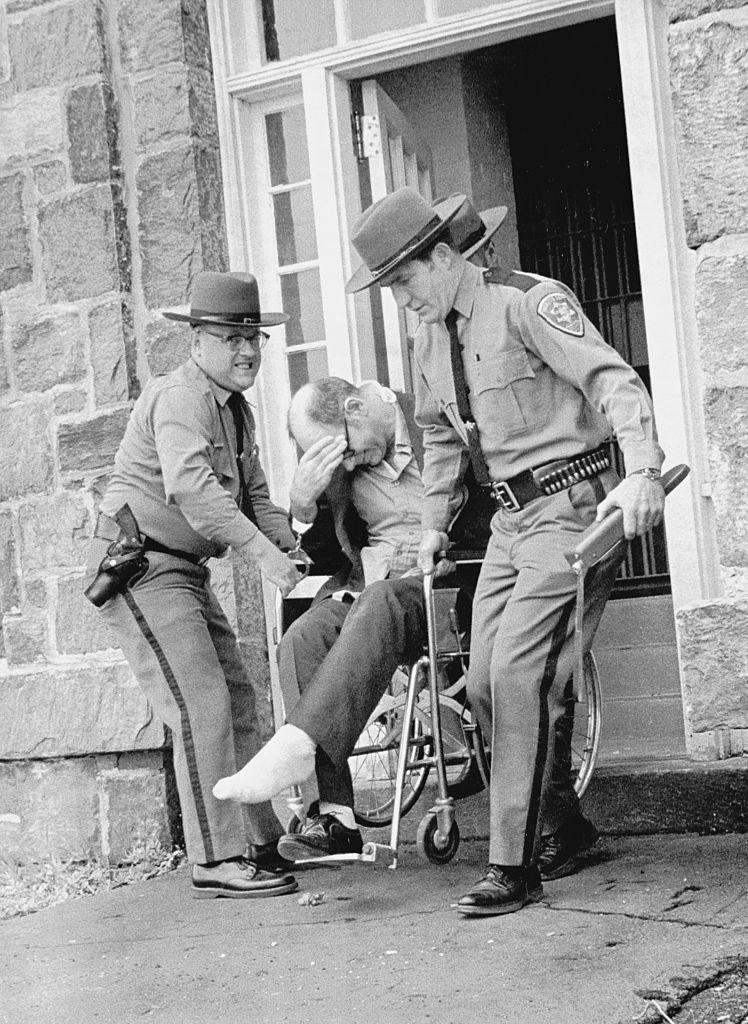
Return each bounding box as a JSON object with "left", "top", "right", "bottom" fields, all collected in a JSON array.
[
  {"left": 286, "top": 814, "right": 303, "bottom": 835},
  {"left": 416, "top": 811, "right": 460, "bottom": 864}
]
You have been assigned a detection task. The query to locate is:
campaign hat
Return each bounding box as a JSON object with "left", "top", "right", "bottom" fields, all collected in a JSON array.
[{"left": 162, "top": 271, "right": 288, "bottom": 329}]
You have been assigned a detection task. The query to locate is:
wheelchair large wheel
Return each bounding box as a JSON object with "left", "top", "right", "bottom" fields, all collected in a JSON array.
[
  {"left": 468, "top": 650, "right": 602, "bottom": 797},
  {"left": 349, "top": 670, "right": 431, "bottom": 828},
  {"left": 416, "top": 811, "right": 460, "bottom": 865}
]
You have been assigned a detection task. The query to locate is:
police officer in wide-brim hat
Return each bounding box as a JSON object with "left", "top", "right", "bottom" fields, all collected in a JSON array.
[
  {"left": 85, "top": 269, "right": 303, "bottom": 900},
  {"left": 346, "top": 186, "right": 665, "bottom": 919}
]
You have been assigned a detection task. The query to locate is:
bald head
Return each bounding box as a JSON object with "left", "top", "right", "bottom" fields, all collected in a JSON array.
[{"left": 289, "top": 377, "right": 397, "bottom": 470}]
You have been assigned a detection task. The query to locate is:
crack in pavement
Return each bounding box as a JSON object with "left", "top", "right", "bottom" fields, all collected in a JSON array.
[{"left": 545, "top": 902, "right": 747, "bottom": 931}]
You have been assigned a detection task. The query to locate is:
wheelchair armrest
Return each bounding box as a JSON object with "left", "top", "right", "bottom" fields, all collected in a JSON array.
[{"left": 565, "top": 463, "right": 690, "bottom": 572}]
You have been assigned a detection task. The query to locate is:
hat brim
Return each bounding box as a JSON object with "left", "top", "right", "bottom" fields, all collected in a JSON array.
[
  {"left": 162, "top": 309, "right": 289, "bottom": 328},
  {"left": 462, "top": 206, "right": 508, "bottom": 260},
  {"left": 345, "top": 193, "right": 466, "bottom": 294}
]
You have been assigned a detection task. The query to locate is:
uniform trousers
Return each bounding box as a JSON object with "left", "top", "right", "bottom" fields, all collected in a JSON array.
[
  {"left": 89, "top": 544, "right": 284, "bottom": 865},
  {"left": 465, "top": 470, "right": 624, "bottom": 867}
]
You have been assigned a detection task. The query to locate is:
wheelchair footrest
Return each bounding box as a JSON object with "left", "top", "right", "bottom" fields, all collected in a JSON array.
[{"left": 288, "top": 843, "right": 398, "bottom": 869}]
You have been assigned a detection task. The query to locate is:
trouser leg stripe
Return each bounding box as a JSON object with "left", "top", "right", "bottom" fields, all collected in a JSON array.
[
  {"left": 522, "top": 563, "right": 601, "bottom": 865},
  {"left": 122, "top": 589, "right": 214, "bottom": 863}
]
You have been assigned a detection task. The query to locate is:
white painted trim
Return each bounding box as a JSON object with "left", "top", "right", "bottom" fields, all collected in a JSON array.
[
  {"left": 302, "top": 65, "right": 358, "bottom": 382},
  {"left": 614, "top": 0, "right": 721, "bottom": 608},
  {"left": 224, "top": 0, "right": 613, "bottom": 96}
]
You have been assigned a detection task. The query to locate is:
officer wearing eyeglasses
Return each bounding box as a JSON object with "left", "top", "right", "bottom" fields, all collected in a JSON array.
[{"left": 84, "top": 271, "right": 301, "bottom": 901}]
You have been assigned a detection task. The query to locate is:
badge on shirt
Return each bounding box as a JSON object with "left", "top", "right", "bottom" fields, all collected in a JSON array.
[{"left": 537, "top": 292, "right": 584, "bottom": 337}]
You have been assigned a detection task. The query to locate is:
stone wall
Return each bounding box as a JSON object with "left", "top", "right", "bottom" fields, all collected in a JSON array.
[
  {"left": 668, "top": 2, "right": 748, "bottom": 754},
  {"left": 0, "top": 0, "right": 272, "bottom": 865}
]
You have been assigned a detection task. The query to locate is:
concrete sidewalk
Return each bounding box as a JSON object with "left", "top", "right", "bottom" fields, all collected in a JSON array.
[{"left": 1, "top": 831, "right": 746, "bottom": 1024}]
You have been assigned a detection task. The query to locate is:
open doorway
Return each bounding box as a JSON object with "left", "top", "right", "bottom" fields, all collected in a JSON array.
[{"left": 357, "top": 16, "right": 686, "bottom": 763}]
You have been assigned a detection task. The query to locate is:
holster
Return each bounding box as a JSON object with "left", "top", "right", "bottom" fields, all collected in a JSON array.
[{"left": 84, "top": 504, "right": 146, "bottom": 608}]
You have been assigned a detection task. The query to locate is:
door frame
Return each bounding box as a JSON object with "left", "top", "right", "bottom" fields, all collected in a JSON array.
[{"left": 206, "top": 0, "right": 721, "bottom": 749}]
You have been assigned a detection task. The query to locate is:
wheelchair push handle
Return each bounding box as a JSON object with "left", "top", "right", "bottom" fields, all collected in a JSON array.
[{"left": 565, "top": 463, "right": 690, "bottom": 572}]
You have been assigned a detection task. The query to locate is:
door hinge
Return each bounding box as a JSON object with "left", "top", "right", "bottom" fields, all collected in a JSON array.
[{"left": 352, "top": 112, "right": 381, "bottom": 161}]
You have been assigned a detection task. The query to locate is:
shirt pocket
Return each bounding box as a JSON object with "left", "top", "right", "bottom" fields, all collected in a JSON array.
[
  {"left": 209, "top": 441, "right": 234, "bottom": 482},
  {"left": 472, "top": 346, "right": 538, "bottom": 437}
]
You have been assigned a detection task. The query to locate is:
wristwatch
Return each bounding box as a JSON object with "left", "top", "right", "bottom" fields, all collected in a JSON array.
[{"left": 630, "top": 467, "right": 662, "bottom": 482}]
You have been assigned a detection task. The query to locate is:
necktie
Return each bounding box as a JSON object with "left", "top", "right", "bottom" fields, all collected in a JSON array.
[
  {"left": 445, "top": 309, "right": 491, "bottom": 487},
  {"left": 226, "top": 392, "right": 257, "bottom": 524}
]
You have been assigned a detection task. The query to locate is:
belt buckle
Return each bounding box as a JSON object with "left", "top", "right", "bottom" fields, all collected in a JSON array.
[{"left": 490, "top": 480, "right": 521, "bottom": 513}]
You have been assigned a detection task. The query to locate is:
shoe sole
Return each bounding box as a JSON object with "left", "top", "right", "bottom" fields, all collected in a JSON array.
[
  {"left": 277, "top": 839, "right": 363, "bottom": 863},
  {"left": 191, "top": 880, "right": 298, "bottom": 899},
  {"left": 456, "top": 895, "right": 530, "bottom": 917}
]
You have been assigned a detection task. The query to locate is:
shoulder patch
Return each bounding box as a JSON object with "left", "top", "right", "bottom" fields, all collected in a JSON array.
[{"left": 536, "top": 292, "right": 584, "bottom": 337}]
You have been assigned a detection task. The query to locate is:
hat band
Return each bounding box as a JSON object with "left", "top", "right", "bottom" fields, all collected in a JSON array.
[
  {"left": 370, "top": 215, "right": 445, "bottom": 274},
  {"left": 191, "top": 308, "right": 261, "bottom": 324},
  {"left": 460, "top": 224, "right": 489, "bottom": 253}
]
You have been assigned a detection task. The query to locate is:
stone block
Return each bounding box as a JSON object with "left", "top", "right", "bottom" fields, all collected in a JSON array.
[
  {"left": 187, "top": 65, "right": 219, "bottom": 144},
  {"left": 703, "top": 385, "right": 748, "bottom": 567},
  {"left": 0, "top": 400, "right": 54, "bottom": 500},
  {"left": 53, "top": 389, "right": 88, "bottom": 415},
  {"left": 144, "top": 316, "right": 190, "bottom": 374},
  {"left": 695, "top": 237, "right": 748, "bottom": 384},
  {"left": 668, "top": 0, "right": 746, "bottom": 23},
  {"left": 0, "top": 90, "right": 65, "bottom": 166},
  {"left": 193, "top": 144, "right": 227, "bottom": 270},
  {"left": 11, "top": 310, "right": 86, "bottom": 392},
  {"left": 57, "top": 407, "right": 130, "bottom": 474},
  {"left": 39, "top": 185, "right": 119, "bottom": 302},
  {"left": 2, "top": 609, "right": 49, "bottom": 665},
  {"left": 7, "top": 1, "right": 102, "bottom": 90},
  {"left": 181, "top": 0, "right": 212, "bottom": 72},
  {"left": 17, "top": 491, "right": 92, "bottom": 573},
  {"left": 677, "top": 598, "right": 748, "bottom": 731},
  {"left": 0, "top": 172, "right": 32, "bottom": 291},
  {"left": 0, "top": 757, "right": 100, "bottom": 862},
  {"left": 0, "top": 509, "right": 20, "bottom": 617},
  {"left": 100, "top": 766, "right": 171, "bottom": 864},
  {"left": 118, "top": 0, "right": 184, "bottom": 72},
  {"left": 669, "top": 16, "right": 748, "bottom": 246},
  {"left": 55, "top": 574, "right": 117, "bottom": 654},
  {"left": 132, "top": 64, "right": 191, "bottom": 150},
  {"left": 136, "top": 145, "right": 202, "bottom": 308},
  {"left": 89, "top": 300, "right": 129, "bottom": 406},
  {"left": 0, "top": 660, "right": 163, "bottom": 758},
  {"left": 33, "top": 160, "right": 67, "bottom": 196},
  {"left": 66, "top": 82, "right": 112, "bottom": 184}
]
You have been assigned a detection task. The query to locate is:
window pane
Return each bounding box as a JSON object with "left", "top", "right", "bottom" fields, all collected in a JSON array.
[
  {"left": 436, "top": 0, "right": 498, "bottom": 15},
  {"left": 281, "top": 269, "right": 324, "bottom": 346},
  {"left": 262, "top": 0, "right": 336, "bottom": 62},
  {"left": 348, "top": 0, "right": 425, "bottom": 39},
  {"left": 287, "top": 348, "right": 329, "bottom": 395},
  {"left": 273, "top": 187, "right": 317, "bottom": 266},
  {"left": 266, "top": 108, "right": 309, "bottom": 186}
]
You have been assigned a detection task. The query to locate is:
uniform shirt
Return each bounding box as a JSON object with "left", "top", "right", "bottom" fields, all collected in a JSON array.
[
  {"left": 102, "top": 358, "right": 294, "bottom": 559},
  {"left": 414, "top": 262, "right": 664, "bottom": 532}
]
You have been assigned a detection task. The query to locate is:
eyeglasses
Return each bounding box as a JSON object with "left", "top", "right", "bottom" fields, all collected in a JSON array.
[
  {"left": 341, "top": 413, "right": 356, "bottom": 461},
  {"left": 198, "top": 327, "right": 269, "bottom": 351}
]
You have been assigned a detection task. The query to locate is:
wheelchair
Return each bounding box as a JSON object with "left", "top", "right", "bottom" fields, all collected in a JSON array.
[{"left": 268, "top": 464, "right": 689, "bottom": 869}]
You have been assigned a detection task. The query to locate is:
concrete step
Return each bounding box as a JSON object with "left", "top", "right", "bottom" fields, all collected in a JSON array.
[{"left": 358, "top": 756, "right": 748, "bottom": 850}]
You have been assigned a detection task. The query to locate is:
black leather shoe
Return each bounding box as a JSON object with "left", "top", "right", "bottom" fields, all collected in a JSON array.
[
  {"left": 456, "top": 864, "right": 543, "bottom": 917},
  {"left": 277, "top": 812, "right": 364, "bottom": 862},
  {"left": 191, "top": 858, "right": 297, "bottom": 899},
  {"left": 538, "top": 814, "right": 599, "bottom": 880},
  {"left": 247, "top": 841, "right": 296, "bottom": 875}
]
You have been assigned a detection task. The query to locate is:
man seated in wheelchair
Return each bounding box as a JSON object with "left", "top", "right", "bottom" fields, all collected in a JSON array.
[{"left": 214, "top": 369, "right": 599, "bottom": 876}]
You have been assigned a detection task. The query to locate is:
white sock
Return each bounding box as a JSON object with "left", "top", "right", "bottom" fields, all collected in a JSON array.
[
  {"left": 213, "top": 724, "right": 316, "bottom": 804},
  {"left": 319, "top": 802, "right": 356, "bottom": 830}
]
